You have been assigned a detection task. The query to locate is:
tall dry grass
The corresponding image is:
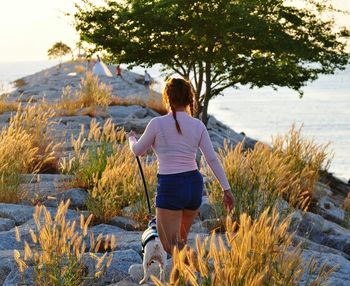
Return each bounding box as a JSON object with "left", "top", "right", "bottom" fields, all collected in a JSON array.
[
  {"left": 60, "top": 118, "right": 157, "bottom": 224},
  {"left": 60, "top": 118, "right": 125, "bottom": 189},
  {"left": 153, "top": 209, "right": 334, "bottom": 286},
  {"left": 0, "top": 102, "right": 61, "bottom": 203},
  {"left": 87, "top": 143, "right": 157, "bottom": 224},
  {"left": 10, "top": 102, "right": 61, "bottom": 172},
  {"left": 56, "top": 72, "right": 112, "bottom": 116},
  {"left": 206, "top": 125, "right": 331, "bottom": 219},
  {"left": 14, "top": 200, "right": 116, "bottom": 285},
  {"left": 0, "top": 94, "right": 18, "bottom": 114}
]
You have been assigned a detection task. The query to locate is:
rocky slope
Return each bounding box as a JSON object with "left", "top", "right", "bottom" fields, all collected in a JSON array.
[{"left": 0, "top": 61, "right": 349, "bottom": 285}]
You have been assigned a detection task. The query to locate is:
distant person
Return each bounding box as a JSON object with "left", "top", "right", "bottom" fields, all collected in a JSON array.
[
  {"left": 144, "top": 70, "right": 151, "bottom": 87},
  {"left": 116, "top": 64, "right": 123, "bottom": 79}
]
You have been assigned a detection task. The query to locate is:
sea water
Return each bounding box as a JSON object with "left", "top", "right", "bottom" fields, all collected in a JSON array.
[{"left": 0, "top": 61, "right": 349, "bottom": 180}]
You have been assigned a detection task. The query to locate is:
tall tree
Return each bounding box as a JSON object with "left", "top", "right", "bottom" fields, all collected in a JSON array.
[
  {"left": 47, "top": 42, "right": 72, "bottom": 67},
  {"left": 74, "top": 0, "right": 349, "bottom": 124}
]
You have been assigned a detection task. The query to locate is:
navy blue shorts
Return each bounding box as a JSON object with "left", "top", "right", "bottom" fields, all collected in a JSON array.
[{"left": 156, "top": 170, "right": 204, "bottom": 210}]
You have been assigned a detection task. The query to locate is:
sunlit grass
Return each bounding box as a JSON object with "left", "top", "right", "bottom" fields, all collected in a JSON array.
[
  {"left": 153, "top": 209, "right": 334, "bottom": 286},
  {"left": 205, "top": 125, "right": 331, "bottom": 220},
  {"left": 0, "top": 101, "right": 61, "bottom": 202},
  {"left": 60, "top": 118, "right": 157, "bottom": 224},
  {"left": 56, "top": 72, "right": 112, "bottom": 116},
  {"left": 272, "top": 124, "right": 331, "bottom": 209},
  {"left": 87, "top": 143, "right": 157, "bottom": 224},
  {"left": 14, "top": 200, "right": 116, "bottom": 285},
  {"left": 0, "top": 94, "right": 18, "bottom": 114}
]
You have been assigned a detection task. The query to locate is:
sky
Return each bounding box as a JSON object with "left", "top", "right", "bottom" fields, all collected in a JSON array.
[{"left": 0, "top": 0, "right": 349, "bottom": 62}]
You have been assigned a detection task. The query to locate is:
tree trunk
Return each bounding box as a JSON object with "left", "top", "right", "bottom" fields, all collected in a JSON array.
[
  {"left": 194, "top": 63, "right": 204, "bottom": 118},
  {"left": 201, "top": 62, "right": 212, "bottom": 126}
]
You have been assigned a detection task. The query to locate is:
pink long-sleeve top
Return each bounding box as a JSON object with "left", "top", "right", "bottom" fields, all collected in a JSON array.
[{"left": 128, "top": 112, "right": 230, "bottom": 191}]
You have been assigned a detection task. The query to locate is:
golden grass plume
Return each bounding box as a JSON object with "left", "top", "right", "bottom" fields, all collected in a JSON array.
[
  {"left": 14, "top": 200, "right": 116, "bottom": 285},
  {"left": 153, "top": 209, "right": 334, "bottom": 286}
]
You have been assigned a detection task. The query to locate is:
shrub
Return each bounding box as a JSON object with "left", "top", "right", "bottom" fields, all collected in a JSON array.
[
  {"left": 60, "top": 118, "right": 125, "bottom": 189},
  {"left": 77, "top": 72, "right": 112, "bottom": 109},
  {"left": 87, "top": 144, "right": 157, "bottom": 224},
  {"left": 205, "top": 141, "right": 292, "bottom": 220},
  {"left": 272, "top": 124, "right": 331, "bottom": 209},
  {"left": 14, "top": 200, "right": 116, "bottom": 285},
  {"left": 0, "top": 94, "right": 18, "bottom": 114},
  {"left": 205, "top": 125, "right": 331, "bottom": 220},
  {"left": 0, "top": 102, "right": 61, "bottom": 202},
  {"left": 56, "top": 72, "right": 112, "bottom": 116},
  {"left": 10, "top": 102, "right": 61, "bottom": 173},
  {"left": 0, "top": 125, "right": 37, "bottom": 202},
  {"left": 153, "top": 209, "right": 334, "bottom": 286},
  {"left": 60, "top": 118, "right": 157, "bottom": 224}
]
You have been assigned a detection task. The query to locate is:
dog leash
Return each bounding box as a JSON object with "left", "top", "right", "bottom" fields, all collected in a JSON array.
[{"left": 136, "top": 156, "right": 152, "bottom": 216}]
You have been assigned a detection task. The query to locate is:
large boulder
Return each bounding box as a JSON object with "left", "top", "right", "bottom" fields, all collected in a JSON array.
[
  {"left": 0, "top": 204, "right": 35, "bottom": 226},
  {"left": 43, "top": 188, "right": 88, "bottom": 209},
  {"left": 301, "top": 249, "right": 350, "bottom": 286},
  {"left": 0, "top": 250, "right": 18, "bottom": 285},
  {"left": 292, "top": 211, "right": 350, "bottom": 256},
  {"left": 85, "top": 249, "right": 142, "bottom": 284},
  {"left": 0, "top": 218, "right": 15, "bottom": 232}
]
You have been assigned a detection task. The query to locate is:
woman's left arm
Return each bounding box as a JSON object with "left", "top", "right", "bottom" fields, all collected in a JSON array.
[{"left": 127, "top": 118, "right": 157, "bottom": 156}]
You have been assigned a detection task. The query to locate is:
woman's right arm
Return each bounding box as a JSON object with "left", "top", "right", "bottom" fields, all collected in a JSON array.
[{"left": 198, "top": 123, "right": 234, "bottom": 211}]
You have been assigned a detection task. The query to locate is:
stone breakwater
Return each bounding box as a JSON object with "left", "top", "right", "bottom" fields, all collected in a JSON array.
[{"left": 0, "top": 61, "right": 348, "bottom": 285}]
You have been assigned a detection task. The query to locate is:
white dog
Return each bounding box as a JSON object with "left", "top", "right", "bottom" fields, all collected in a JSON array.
[
  {"left": 140, "top": 237, "right": 167, "bottom": 284},
  {"left": 140, "top": 217, "right": 167, "bottom": 284}
]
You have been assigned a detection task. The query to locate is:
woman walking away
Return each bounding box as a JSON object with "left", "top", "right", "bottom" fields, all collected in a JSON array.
[{"left": 127, "top": 78, "right": 234, "bottom": 254}]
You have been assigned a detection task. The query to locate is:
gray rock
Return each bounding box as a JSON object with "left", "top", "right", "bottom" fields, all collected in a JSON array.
[
  {"left": 109, "top": 216, "right": 141, "bottom": 231},
  {"left": 0, "top": 250, "right": 18, "bottom": 285},
  {"left": 3, "top": 267, "right": 34, "bottom": 286},
  {"left": 294, "top": 211, "right": 350, "bottom": 256},
  {"left": 301, "top": 250, "right": 350, "bottom": 286},
  {"left": 85, "top": 249, "right": 142, "bottom": 284},
  {"left": 190, "top": 221, "right": 210, "bottom": 233},
  {"left": 87, "top": 224, "right": 140, "bottom": 252},
  {"left": 122, "top": 202, "right": 143, "bottom": 217},
  {"left": 107, "top": 278, "right": 140, "bottom": 286},
  {"left": 108, "top": 105, "right": 147, "bottom": 120},
  {"left": 0, "top": 218, "right": 15, "bottom": 232},
  {"left": 293, "top": 235, "right": 350, "bottom": 259},
  {"left": 19, "top": 174, "right": 75, "bottom": 203},
  {"left": 199, "top": 196, "right": 216, "bottom": 220},
  {"left": 317, "top": 197, "right": 346, "bottom": 224},
  {"left": 313, "top": 182, "right": 333, "bottom": 201},
  {"left": 43, "top": 188, "right": 88, "bottom": 209},
  {"left": 0, "top": 204, "right": 35, "bottom": 225}
]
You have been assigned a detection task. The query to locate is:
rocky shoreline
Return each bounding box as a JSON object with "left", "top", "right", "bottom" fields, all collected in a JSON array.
[{"left": 0, "top": 61, "right": 349, "bottom": 285}]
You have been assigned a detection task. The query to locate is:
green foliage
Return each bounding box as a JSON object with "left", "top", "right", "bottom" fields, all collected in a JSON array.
[
  {"left": 47, "top": 41, "right": 72, "bottom": 63},
  {"left": 74, "top": 0, "right": 349, "bottom": 124}
]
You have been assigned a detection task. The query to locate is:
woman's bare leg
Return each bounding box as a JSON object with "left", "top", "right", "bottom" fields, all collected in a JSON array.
[
  {"left": 180, "top": 209, "right": 199, "bottom": 243},
  {"left": 156, "top": 207, "right": 183, "bottom": 254}
]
